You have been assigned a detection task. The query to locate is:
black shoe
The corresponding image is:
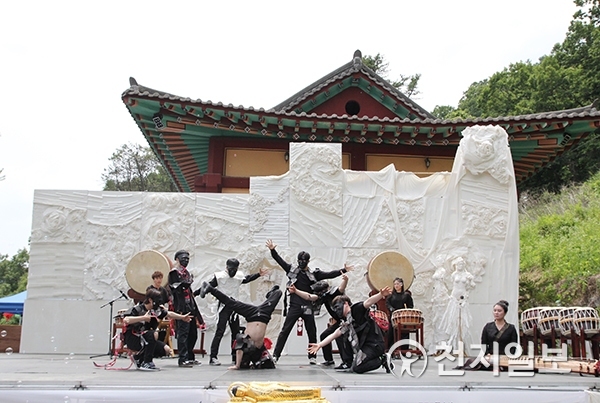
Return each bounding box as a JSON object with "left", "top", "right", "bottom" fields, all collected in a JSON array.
[
  {"left": 178, "top": 360, "right": 194, "bottom": 367},
  {"left": 133, "top": 353, "right": 142, "bottom": 368},
  {"left": 265, "top": 285, "right": 280, "bottom": 299},
  {"left": 199, "top": 281, "right": 211, "bottom": 298},
  {"left": 334, "top": 363, "right": 351, "bottom": 371},
  {"left": 381, "top": 353, "right": 393, "bottom": 374},
  {"left": 320, "top": 360, "right": 335, "bottom": 367}
]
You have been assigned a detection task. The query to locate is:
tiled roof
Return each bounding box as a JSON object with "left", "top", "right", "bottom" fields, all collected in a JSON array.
[{"left": 122, "top": 56, "right": 600, "bottom": 192}]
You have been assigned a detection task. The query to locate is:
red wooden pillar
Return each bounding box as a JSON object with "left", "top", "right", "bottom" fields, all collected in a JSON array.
[{"left": 195, "top": 173, "right": 222, "bottom": 192}]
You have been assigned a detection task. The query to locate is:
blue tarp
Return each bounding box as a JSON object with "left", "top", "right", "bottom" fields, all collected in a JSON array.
[{"left": 0, "top": 290, "right": 26, "bottom": 315}]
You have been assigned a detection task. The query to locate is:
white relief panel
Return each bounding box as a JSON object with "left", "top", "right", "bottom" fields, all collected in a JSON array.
[
  {"left": 85, "top": 191, "right": 143, "bottom": 300},
  {"left": 23, "top": 129, "right": 520, "bottom": 354},
  {"left": 250, "top": 175, "right": 289, "bottom": 246},
  {"left": 289, "top": 143, "right": 343, "bottom": 247}
]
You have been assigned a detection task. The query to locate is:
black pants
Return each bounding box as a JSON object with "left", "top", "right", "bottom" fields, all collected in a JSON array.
[
  {"left": 209, "top": 286, "right": 282, "bottom": 323},
  {"left": 125, "top": 331, "right": 166, "bottom": 363},
  {"left": 352, "top": 343, "right": 384, "bottom": 374},
  {"left": 210, "top": 306, "right": 239, "bottom": 361},
  {"left": 320, "top": 322, "right": 352, "bottom": 365},
  {"left": 273, "top": 304, "right": 317, "bottom": 359},
  {"left": 176, "top": 319, "right": 198, "bottom": 364}
]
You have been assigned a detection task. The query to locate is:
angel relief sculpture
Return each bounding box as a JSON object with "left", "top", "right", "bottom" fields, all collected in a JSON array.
[{"left": 437, "top": 256, "right": 476, "bottom": 352}]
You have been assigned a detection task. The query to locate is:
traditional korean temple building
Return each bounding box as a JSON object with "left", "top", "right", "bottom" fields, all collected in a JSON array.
[{"left": 122, "top": 50, "right": 600, "bottom": 193}]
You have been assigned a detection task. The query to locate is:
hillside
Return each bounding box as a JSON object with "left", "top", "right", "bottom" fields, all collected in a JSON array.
[{"left": 519, "top": 172, "right": 600, "bottom": 310}]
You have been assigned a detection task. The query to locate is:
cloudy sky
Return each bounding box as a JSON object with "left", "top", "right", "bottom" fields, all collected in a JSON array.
[{"left": 0, "top": 0, "right": 578, "bottom": 256}]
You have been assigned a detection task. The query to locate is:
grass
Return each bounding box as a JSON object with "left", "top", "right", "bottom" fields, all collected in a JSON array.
[{"left": 519, "top": 172, "right": 600, "bottom": 310}]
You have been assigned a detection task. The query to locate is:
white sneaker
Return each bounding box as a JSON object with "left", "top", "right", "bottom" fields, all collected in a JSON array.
[{"left": 309, "top": 357, "right": 317, "bottom": 365}]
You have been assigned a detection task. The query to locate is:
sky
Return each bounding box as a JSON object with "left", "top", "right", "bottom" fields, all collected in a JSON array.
[{"left": 0, "top": 0, "right": 579, "bottom": 257}]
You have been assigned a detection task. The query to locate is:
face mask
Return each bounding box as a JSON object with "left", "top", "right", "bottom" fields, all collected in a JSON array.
[
  {"left": 178, "top": 256, "right": 189, "bottom": 268},
  {"left": 332, "top": 301, "right": 345, "bottom": 318},
  {"left": 298, "top": 259, "right": 308, "bottom": 269},
  {"left": 227, "top": 267, "right": 238, "bottom": 277}
]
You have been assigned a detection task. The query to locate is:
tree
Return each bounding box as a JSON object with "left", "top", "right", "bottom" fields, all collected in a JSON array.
[
  {"left": 431, "top": 105, "right": 456, "bottom": 120},
  {"left": 552, "top": 0, "right": 600, "bottom": 105},
  {"left": 362, "top": 53, "right": 421, "bottom": 98},
  {"left": 445, "top": 0, "right": 600, "bottom": 195},
  {"left": 102, "top": 143, "right": 176, "bottom": 192},
  {"left": 0, "top": 249, "right": 29, "bottom": 298}
]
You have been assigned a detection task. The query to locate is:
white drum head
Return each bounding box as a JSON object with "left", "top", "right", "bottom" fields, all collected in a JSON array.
[{"left": 126, "top": 250, "right": 172, "bottom": 294}]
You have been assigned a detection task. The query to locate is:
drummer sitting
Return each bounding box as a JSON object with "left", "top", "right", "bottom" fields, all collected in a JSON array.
[
  {"left": 123, "top": 288, "right": 192, "bottom": 371},
  {"left": 386, "top": 277, "right": 414, "bottom": 349}
]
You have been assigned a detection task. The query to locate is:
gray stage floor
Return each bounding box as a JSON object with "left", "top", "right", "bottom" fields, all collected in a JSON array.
[{"left": 1, "top": 353, "right": 600, "bottom": 402}]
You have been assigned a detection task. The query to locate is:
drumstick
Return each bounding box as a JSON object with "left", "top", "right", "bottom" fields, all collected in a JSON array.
[{"left": 404, "top": 304, "right": 407, "bottom": 309}]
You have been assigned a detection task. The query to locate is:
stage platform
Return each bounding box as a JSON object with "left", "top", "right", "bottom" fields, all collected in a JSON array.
[{"left": 1, "top": 353, "right": 600, "bottom": 402}]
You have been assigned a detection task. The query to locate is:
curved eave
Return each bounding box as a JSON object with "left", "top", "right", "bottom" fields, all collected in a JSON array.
[{"left": 122, "top": 87, "right": 600, "bottom": 192}]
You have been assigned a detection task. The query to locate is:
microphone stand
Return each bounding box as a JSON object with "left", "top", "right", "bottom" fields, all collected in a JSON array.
[{"left": 90, "top": 291, "right": 128, "bottom": 359}]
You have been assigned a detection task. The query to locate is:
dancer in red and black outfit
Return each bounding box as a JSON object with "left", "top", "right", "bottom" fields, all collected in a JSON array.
[{"left": 168, "top": 249, "right": 205, "bottom": 367}]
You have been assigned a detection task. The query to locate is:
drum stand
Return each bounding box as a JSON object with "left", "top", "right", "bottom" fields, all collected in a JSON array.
[{"left": 89, "top": 292, "right": 128, "bottom": 359}]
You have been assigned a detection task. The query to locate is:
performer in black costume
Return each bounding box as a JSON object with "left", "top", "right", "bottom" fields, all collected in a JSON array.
[
  {"left": 308, "top": 286, "right": 394, "bottom": 374},
  {"left": 168, "top": 249, "right": 205, "bottom": 367},
  {"left": 123, "top": 288, "right": 192, "bottom": 371},
  {"left": 265, "top": 239, "right": 352, "bottom": 365},
  {"left": 386, "top": 277, "right": 414, "bottom": 348},
  {"left": 289, "top": 275, "right": 353, "bottom": 369},
  {"left": 205, "top": 258, "right": 266, "bottom": 366},
  {"left": 199, "top": 281, "right": 282, "bottom": 370},
  {"left": 481, "top": 299, "right": 518, "bottom": 355}
]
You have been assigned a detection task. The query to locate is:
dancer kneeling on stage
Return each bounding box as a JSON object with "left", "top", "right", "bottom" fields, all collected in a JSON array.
[
  {"left": 198, "top": 281, "right": 282, "bottom": 370},
  {"left": 308, "top": 287, "right": 393, "bottom": 374},
  {"left": 123, "top": 288, "right": 192, "bottom": 371}
]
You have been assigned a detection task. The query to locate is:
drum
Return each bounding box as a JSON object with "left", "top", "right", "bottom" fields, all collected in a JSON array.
[
  {"left": 573, "top": 307, "right": 600, "bottom": 336},
  {"left": 521, "top": 307, "right": 545, "bottom": 336},
  {"left": 370, "top": 310, "right": 390, "bottom": 331},
  {"left": 125, "top": 250, "right": 174, "bottom": 295},
  {"left": 391, "top": 308, "right": 423, "bottom": 328},
  {"left": 538, "top": 307, "right": 561, "bottom": 336},
  {"left": 558, "top": 307, "right": 580, "bottom": 337},
  {"left": 367, "top": 251, "right": 414, "bottom": 292}
]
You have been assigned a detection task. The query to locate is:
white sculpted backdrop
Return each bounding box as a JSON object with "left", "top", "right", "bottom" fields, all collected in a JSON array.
[{"left": 21, "top": 125, "right": 519, "bottom": 355}]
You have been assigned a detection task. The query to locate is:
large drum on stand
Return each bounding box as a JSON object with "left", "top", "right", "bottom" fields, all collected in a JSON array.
[
  {"left": 125, "top": 250, "right": 174, "bottom": 299},
  {"left": 366, "top": 251, "right": 414, "bottom": 292}
]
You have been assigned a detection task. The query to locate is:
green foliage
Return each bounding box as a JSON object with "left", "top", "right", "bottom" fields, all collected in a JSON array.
[
  {"left": 102, "top": 143, "right": 176, "bottom": 192},
  {"left": 519, "top": 172, "right": 600, "bottom": 309},
  {"left": 431, "top": 105, "right": 456, "bottom": 120},
  {"left": 0, "top": 313, "right": 21, "bottom": 325},
  {"left": 362, "top": 53, "right": 421, "bottom": 98},
  {"left": 0, "top": 249, "right": 29, "bottom": 298},
  {"left": 449, "top": 0, "right": 600, "bottom": 195}
]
